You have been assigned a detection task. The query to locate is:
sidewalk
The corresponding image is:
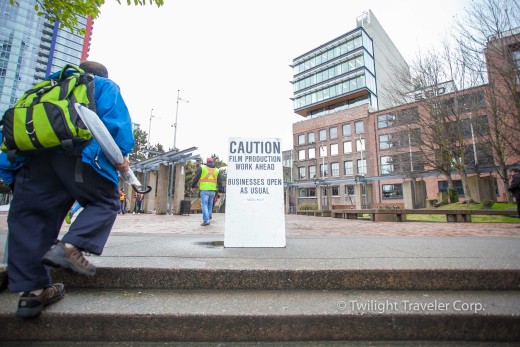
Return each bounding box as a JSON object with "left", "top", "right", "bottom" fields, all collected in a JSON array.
[{"left": 2, "top": 212, "right": 519, "bottom": 271}]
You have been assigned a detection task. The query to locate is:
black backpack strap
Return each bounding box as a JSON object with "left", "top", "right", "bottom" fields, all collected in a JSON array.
[
  {"left": 75, "top": 157, "right": 84, "bottom": 183},
  {"left": 61, "top": 139, "right": 73, "bottom": 151},
  {"left": 58, "top": 64, "right": 84, "bottom": 81},
  {"left": 7, "top": 150, "right": 17, "bottom": 164},
  {"left": 79, "top": 73, "right": 96, "bottom": 112}
]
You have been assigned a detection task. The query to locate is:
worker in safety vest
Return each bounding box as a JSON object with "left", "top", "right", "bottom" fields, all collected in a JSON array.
[
  {"left": 119, "top": 188, "right": 126, "bottom": 215},
  {"left": 191, "top": 157, "right": 223, "bottom": 226}
]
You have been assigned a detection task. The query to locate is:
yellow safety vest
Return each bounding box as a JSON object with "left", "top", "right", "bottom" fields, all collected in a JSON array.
[{"left": 199, "top": 165, "right": 219, "bottom": 191}]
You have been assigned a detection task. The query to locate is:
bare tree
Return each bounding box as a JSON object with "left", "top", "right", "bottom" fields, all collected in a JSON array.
[
  {"left": 454, "top": 0, "right": 520, "bottom": 200},
  {"left": 382, "top": 45, "right": 490, "bottom": 203}
]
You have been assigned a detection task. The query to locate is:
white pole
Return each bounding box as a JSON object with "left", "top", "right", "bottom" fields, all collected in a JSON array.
[
  {"left": 173, "top": 90, "right": 189, "bottom": 151},
  {"left": 470, "top": 113, "right": 478, "bottom": 167},
  {"left": 147, "top": 108, "right": 153, "bottom": 149},
  {"left": 358, "top": 137, "right": 364, "bottom": 174},
  {"left": 169, "top": 90, "right": 188, "bottom": 214},
  {"left": 173, "top": 91, "right": 180, "bottom": 151},
  {"left": 408, "top": 128, "right": 413, "bottom": 172}
]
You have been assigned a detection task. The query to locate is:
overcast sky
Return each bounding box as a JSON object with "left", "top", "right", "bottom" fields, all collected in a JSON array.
[{"left": 87, "top": 0, "right": 473, "bottom": 161}]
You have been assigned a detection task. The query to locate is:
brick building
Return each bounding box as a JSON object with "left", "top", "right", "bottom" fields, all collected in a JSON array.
[{"left": 287, "top": 12, "right": 520, "bottom": 211}]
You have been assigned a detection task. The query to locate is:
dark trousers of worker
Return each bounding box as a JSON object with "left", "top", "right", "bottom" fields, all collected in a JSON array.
[{"left": 7, "top": 152, "right": 119, "bottom": 293}]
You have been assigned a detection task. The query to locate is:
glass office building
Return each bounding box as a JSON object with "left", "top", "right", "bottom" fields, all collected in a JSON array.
[
  {"left": 291, "top": 10, "right": 408, "bottom": 118},
  {"left": 0, "top": 0, "right": 92, "bottom": 114},
  {"left": 292, "top": 27, "right": 377, "bottom": 118}
]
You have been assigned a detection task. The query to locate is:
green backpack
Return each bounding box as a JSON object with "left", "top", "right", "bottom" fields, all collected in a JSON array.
[{"left": 1, "top": 64, "right": 95, "bottom": 160}]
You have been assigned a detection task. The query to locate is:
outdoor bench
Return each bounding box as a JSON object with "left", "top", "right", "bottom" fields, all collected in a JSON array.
[
  {"left": 296, "top": 209, "right": 332, "bottom": 217},
  {"left": 331, "top": 208, "right": 517, "bottom": 223}
]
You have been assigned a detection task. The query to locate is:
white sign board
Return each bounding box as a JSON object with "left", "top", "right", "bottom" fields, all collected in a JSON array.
[{"left": 224, "top": 137, "right": 286, "bottom": 247}]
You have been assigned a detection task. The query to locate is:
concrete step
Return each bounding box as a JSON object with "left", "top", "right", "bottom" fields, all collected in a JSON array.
[
  {"left": 1, "top": 289, "right": 519, "bottom": 342},
  {"left": 48, "top": 266, "right": 520, "bottom": 291}
]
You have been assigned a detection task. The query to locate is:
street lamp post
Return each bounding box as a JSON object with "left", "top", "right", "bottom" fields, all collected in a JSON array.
[
  {"left": 407, "top": 126, "right": 413, "bottom": 173},
  {"left": 356, "top": 137, "right": 366, "bottom": 208},
  {"left": 169, "top": 90, "right": 189, "bottom": 214},
  {"left": 172, "top": 90, "right": 189, "bottom": 151},
  {"left": 407, "top": 125, "right": 416, "bottom": 209},
  {"left": 319, "top": 143, "right": 326, "bottom": 177},
  {"left": 147, "top": 108, "right": 154, "bottom": 150},
  {"left": 469, "top": 113, "right": 478, "bottom": 171}
]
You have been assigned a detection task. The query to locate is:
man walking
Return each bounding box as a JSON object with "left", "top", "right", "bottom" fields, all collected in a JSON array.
[
  {"left": 508, "top": 167, "right": 520, "bottom": 217},
  {"left": 191, "top": 157, "right": 223, "bottom": 226},
  {"left": 2, "top": 61, "right": 134, "bottom": 318}
]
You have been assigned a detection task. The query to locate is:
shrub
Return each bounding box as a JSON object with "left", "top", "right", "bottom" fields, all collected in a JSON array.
[
  {"left": 448, "top": 189, "right": 459, "bottom": 203},
  {"left": 482, "top": 200, "right": 494, "bottom": 209},
  {"left": 299, "top": 203, "right": 318, "bottom": 210}
]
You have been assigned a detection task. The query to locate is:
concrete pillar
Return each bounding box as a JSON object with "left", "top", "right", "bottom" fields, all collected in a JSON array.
[
  {"left": 144, "top": 171, "right": 157, "bottom": 214},
  {"left": 355, "top": 184, "right": 362, "bottom": 209},
  {"left": 155, "top": 164, "right": 170, "bottom": 215},
  {"left": 467, "top": 175, "right": 496, "bottom": 203},
  {"left": 326, "top": 186, "right": 333, "bottom": 210},
  {"left": 316, "top": 185, "right": 322, "bottom": 210},
  {"left": 403, "top": 180, "right": 415, "bottom": 209},
  {"left": 415, "top": 180, "right": 427, "bottom": 208},
  {"left": 172, "top": 163, "right": 185, "bottom": 215},
  {"left": 481, "top": 176, "right": 497, "bottom": 201},
  {"left": 284, "top": 187, "right": 290, "bottom": 214},
  {"left": 365, "top": 183, "right": 373, "bottom": 208}
]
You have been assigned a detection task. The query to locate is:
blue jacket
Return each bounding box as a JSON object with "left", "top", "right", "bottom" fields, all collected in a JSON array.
[
  {"left": 0, "top": 71, "right": 134, "bottom": 187},
  {"left": 0, "top": 131, "right": 23, "bottom": 184},
  {"left": 80, "top": 75, "right": 134, "bottom": 186}
]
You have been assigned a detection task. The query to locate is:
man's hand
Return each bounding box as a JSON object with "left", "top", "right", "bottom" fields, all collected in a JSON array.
[{"left": 115, "top": 157, "right": 130, "bottom": 173}]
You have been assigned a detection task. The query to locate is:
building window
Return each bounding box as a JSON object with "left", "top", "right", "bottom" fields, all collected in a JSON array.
[
  {"left": 329, "top": 126, "right": 338, "bottom": 140},
  {"left": 330, "top": 143, "right": 338, "bottom": 156},
  {"left": 513, "top": 49, "right": 520, "bottom": 83},
  {"left": 298, "top": 134, "right": 305, "bottom": 145},
  {"left": 356, "top": 138, "right": 365, "bottom": 151},
  {"left": 377, "top": 114, "right": 396, "bottom": 129},
  {"left": 357, "top": 159, "right": 366, "bottom": 175},
  {"left": 320, "top": 145, "right": 327, "bottom": 157},
  {"left": 331, "top": 162, "right": 339, "bottom": 177},
  {"left": 382, "top": 184, "right": 403, "bottom": 199},
  {"left": 380, "top": 156, "right": 395, "bottom": 175},
  {"left": 308, "top": 147, "right": 316, "bottom": 159},
  {"left": 299, "top": 188, "right": 316, "bottom": 197},
  {"left": 342, "top": 123, "right": 351, "bottom": 137},
  {"left": 319, "top": 129, "right": 326, "bottom": 141},
  {"left": 309, "top": 165, "right": 316, "bottom": 179},
  {"left": 355, "top": 121, "right": 364, "bottom": 134},
  {"left": 298, "top": 167, "right": 305, "bottom": 180},
  {"left": 308, "top": 132, "right": 315, "bottom": 143},
  {"left": 343, "top": 141, "right": 352, "bottom": 153},
  {"left": 379, "top": 134, "right": 396, "bottom": 150},
  {"left": 320, "top": 163, "right": 328, "bottom": 177},
  {"left": 344, "top": 160, "right": 353, "bottom": 176},
  {"left": 438, "top": 180, "right": 464, "bottom": 196},
  {"left": 298, "top": 149, "right": 306, "bottom": 160},
  {"left": 345, "top": 185, "right": 355, "bottom": 195},
  {"left": 332, "top": 186, "right": 340, "bottom": 196}
]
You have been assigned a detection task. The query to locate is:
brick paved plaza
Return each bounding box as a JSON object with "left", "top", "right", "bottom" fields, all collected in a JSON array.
[{"left": 56, "top": 212, "right": 520, "bottom": 238}]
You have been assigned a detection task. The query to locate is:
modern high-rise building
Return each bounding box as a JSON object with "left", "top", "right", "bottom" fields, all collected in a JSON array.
[
  {"left": 0, "top": 0, "right": 92, "bottom": 114},
  {"left": 291, "top": 10, "right": 408, "bottom": 119},
  {"left": 289, "top": 10, "right": 409, "bottom": 209}
]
